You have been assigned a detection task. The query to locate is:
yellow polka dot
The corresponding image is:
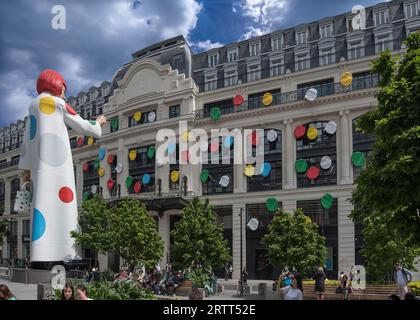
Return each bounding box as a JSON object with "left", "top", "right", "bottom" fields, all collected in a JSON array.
[
  {"left": 39, "top": 96, "right": 56, "bottom": 115},
  {"left": 87, "top": 137, "right": 94, "bottom": 146}
]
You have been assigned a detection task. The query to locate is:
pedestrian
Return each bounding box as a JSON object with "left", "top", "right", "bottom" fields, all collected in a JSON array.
[
  {"left": 278, "top": 272, "right": 303, "bottom": 300},
  {"left": 340, "top": 274, "right": 352, "bottom": 300},
  {"left": 0, "top": 284, "right": 17, "bottom": 300},
  {"left": 61, "top": 283, "right": 75, "bottom": 300},
  {"left": 76, "top": 285, "right": 93, "bottom": 300},
  {"left": 394, "top": 262, "right": 413, "bottom": 300},
  {"left": 314, "top": 267, "right": 327, "bottom": 300},
  {"left": 224, "top": 262, "right": 230, "bottom": 281}
]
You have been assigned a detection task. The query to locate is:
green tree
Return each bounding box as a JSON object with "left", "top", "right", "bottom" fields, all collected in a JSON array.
[
  {"left": 107, "top": 198, "right": 163, "bottom": 270},
  {"left": 351, "top": 33, "right": 420, "bottom": 245},
  {"left": 71, "top": 195, "right": 112, "bottom": 259},
  {"left": 359, "top": 214, "right": 419, "bottom": 283},
  {"left": 72, "top": 196, "right": 164, "bottom": 271},
  {"left": 263, "top": 209, "right": 327, "bottom": 276},
  {"left": 171, "top": 197, "right": 231, "bottom": 272}
]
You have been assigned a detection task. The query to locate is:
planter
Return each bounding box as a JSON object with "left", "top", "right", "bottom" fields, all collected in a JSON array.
[{"left": 175, "top": 280, "right": 193, "bottom": 297}]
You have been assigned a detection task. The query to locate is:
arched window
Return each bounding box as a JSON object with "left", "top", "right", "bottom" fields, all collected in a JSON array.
[
  {"left": 247, "top": 129, "right": 282, "bottom": 191},
  {"left": 296, "top": 121, "right": 337, "bottom": 188}
]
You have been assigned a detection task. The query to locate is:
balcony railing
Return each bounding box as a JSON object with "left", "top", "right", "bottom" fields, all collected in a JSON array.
[
  {"left": 194, "top": 73, "right": 379, "bottom": 120},
  {"left": 0, "top": 158, "right": 20, "bottom": 171}
]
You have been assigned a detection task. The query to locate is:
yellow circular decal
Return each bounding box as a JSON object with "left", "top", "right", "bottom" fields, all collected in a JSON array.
[
  {"left": 129, "top": 149, "right": 137, "bottom": 161},
  {"left": 181, "top": 130, "right": 189, "bottom": 142},
  {"left": 39, "top": 96, "right": 56, "bottom": 115},
  {"left": 170, "top": 170, "right": 179, "bottom": 182},
  {"left": 98, "top": 167, "right": 105, "bottom": 177},
  {"left": 87, "top": 137, "right": 94, "bottom": 146},
  {"left": 133, "top": 111, "right": 142, "bottom": 122},
  {"left": 340, "top": 72, "right": 353, "bottom": 87},
  {"left": 244, "top": 164, "right": 255, "bottom": 177},
  {"left": 262, "top": 92, "right": 273, "bottom": 106},
  {"left": 307, "top": 127, "right": 318, "bottom": 140}
]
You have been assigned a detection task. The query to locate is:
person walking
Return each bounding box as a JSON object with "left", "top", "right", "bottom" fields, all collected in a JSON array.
[
  {"left": 314, "top": 267, "right": 327, "bottom": 300},
  {"left": 394, "top": 262, "right": 413, "bottom": 300}
]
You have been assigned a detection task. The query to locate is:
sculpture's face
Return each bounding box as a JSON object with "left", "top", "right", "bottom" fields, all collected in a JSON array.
[{"left": 60, "top": 86, "right": 66, "bottom": 99}]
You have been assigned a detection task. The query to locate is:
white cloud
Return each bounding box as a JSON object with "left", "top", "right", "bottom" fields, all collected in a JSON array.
[
  {"left": 233, "top": 0, "right": 291, "bottom": 40},
  {"left": 189, "top": 39, "right": 224, "bottom": 52}
]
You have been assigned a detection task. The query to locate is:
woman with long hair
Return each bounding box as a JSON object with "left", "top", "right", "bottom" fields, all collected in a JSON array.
[
  {"left": 278, "top": 272, "right": 304, "bottom": 300},
  {"left": 61, "top": 283, "right": 75, "bottom": 300},
  {"left": 0, "top": 284, "right": 17, "bottom": 300}
]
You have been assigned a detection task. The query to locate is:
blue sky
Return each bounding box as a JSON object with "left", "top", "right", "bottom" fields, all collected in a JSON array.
[{"left": 0, "top": 0, "right": 387, "bottom": 127}]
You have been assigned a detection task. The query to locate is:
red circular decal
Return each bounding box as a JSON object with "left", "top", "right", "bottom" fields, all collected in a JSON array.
[
  {"left": 107, "top": 179, "right": 114, "bottom": 190},
  {"left": 77, "top": 136, "right": 84, "bottom": 147},
  {"left": 307, "top": 166, "right": 320, "bottom": 180},
  {"left": 58, "top": 186, "right": 74, "bottom": 203},
  {"left": 248, "top": 132, "right": 260, "bottom": 146},
  {"left": 294, "top": 125, "right": 306, "bottom": 139},
  {"left": 107, "top": 154, "right": 114, "bottom": 165},
  {"left": 134, "top": 181, "right": 141, "bottom": 193},
  {"left": 209, "top": 141, "right": 219, "bottom": 153},
  {"left": 233, "top": 94, "right": 244, "bottom": 107},
  {"left": 82, "top": 163, "right": 89, "bottom": 172}
]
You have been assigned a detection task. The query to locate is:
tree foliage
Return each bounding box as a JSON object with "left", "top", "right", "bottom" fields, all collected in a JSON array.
[
  {"left": 263, "top": 209, "right": 327, "bottom": 276},
  {"left": 170, "top": 197, "right": 231, "bottom": 272},
  {"left": 351, "top": 32, "right": 420, "bottom": 245},
  {"left": 71, "top": 196, "right": 163, "bottom": 270}
]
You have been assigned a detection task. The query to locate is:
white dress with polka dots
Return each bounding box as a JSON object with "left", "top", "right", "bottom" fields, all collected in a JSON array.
[{"left": 18, "top": 92, "right": 102, "bottom": 262}]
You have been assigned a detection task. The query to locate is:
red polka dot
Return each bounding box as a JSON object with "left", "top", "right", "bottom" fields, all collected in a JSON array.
[
  {"left": 134, "top": 181, "right": 141, "bottom": 193},
  {"left": 59, "top": 187, "right": 74, "bottom": 203},
  {"left": 65, "top": 103, "right": 77, "bottom": 115}
]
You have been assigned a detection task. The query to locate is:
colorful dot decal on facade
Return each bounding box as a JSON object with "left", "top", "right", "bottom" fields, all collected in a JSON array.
[
  {"left": 77, "top": 136, "right": 84, "bottom": 147},
  {"left": 107, "top": 179, "right": 114, "bottom": 190},
  {"left": 233, "top": 94, "right": 244, "bottom": 107},
  {"left": 266, "top": 197, "right": 278, "bottom": 212},
  {"left": 200, "top": 169, "right": 209, "bottom": 183},
  {"left": 83, "top": 191, "right": 90, "bottom": 201},
  {"left": 352, "top": 151, "right": 365, "bottom": 167},
  {"left": 147, "top": 146, "right": 156, "bottom": 159},
  {"left": 219, "top": 175, "right": 230, "bottom": 187},
  {"left": 340, "top": 72, "right": 353, "bottom": 87},
  {"left": 115, "top": 162, "right": 123, "bottom": 174},
  {"left": 83, "top": 163, "right": 89, "bottom": 172},
  {"left": 107, "top": 154, "right": 115, "bottom": 165},
  {"left": 209, "top": 141, "right": 219, "bottom": 153},
  {"left": 59, "top": 186, "right": 74, "bottom": 203},
  {"left": 167, "top": 142, "right": 176, "bottom": 154},
  {"left": 29, "top": 115, "right": 37, "bottom": 140},
  {"left": 304, "top": 88, "right": 318, "bottom": 101},
  {"left": 142, "top": 173, "right": 151, "bottom": 185},
  {"left": 247, "top": 218, "right": 259, "bottom": 231},
  {"left": 244, "top": 165, "right": 255, "bottom": 177},
  {"left": 320, "top": 156, "right": 332, "bottom": 170},
  {"left": 133, "top": 111, "right": 142, "bottom": 122},
  {"left": 134, "top": 181, "right": 142, "bottom": 193},
  {"left": 223, "top": 136, "right": 234, "bottom": 148},
  {"left": 126, "top": 175, "right": 133, "bottom": 187},
  {"left": 171, "top": 170, "right": 180, "bottom": 183},
  {"left": 93, "top": 159, "right": 100, "bottom": 170},
  {"left": 321, "top": 193, "right": 333, "bottom": 209},
  {"left": 248, "top": 131, "right": 260, "bottom": 146},
  {"left": 98, "top": 167, "right": 105, "bottom": 177},
  {"left": 39, "top": 133, "right": 68, "bottom": 167},
  {"left": 91, "top": 184, "right": 97, "bottom": 194},
  {"left": 32, "top": 208, "right": 46, "bottom": 242},
  {"left": 295, "top": 159, "right": 308, "bottom": 173},
  {"left": 98, "top": 147, "right": 106, "bottom": 160},
  {"left": 262, "top": 92, "right": 273, "bottom": 106},
  {"left": 148, "top": 111, "right": 156, "bottom": 122},
  {"left": 39, "top": 96, "right": 56, "bottom": 114},
  {"left": 65, "top": 103, "right": 78, "bottom": 115},
  {"left": 210, "top": 107, "right": 221, "bottom": 120},
  {"left": 307, "top": 127, "right": 318, "bottom": 140},
  {"left": 294, "top": 125, "right": 306, "bottom": 139},
  {"left": 324, "top": 121, "right": 337, "bottom": 135},
  {"left": 306, "top": 166, "right": 320, "bottom": 180},
  {"left": 266, "top": 129, "right": 278, "bottom": 142},
  {"left": 87, "top": 137, "right": 94, "bottom": 146},
  {"left": 261, "top": 162, "right": 272, "bottom": 177},
  {"left": 129, "top": 149, "right": 137, "bottom": 161}
]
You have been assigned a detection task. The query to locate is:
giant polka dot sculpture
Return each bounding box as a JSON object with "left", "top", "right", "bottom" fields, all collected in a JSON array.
[
  {"left": 30, "top": 115, "right": 37, "bottom": 140},
  {"left": 39, "top": 133, "right": 68, "bottom": 167},
  {"left": 32, "top": 208, "right": 46, "bottom": 242},
  {"left": 39, "top": 96, "right": 56, "bottom": 114}
]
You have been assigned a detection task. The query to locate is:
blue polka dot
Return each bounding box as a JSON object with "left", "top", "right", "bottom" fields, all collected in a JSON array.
[
  {"left": 223, "top": 136, "right": 234, "bottom": 148},
  {"left": 142, "top": 173, "right": 151, "bottom": 185},
  {"left": 30, "top": 115, "right": 37, "bottom": 140},
  {"left": 98, "top": 147, "right": 106, "bottom": 160},
  {"left": 32, "top": 208, "right": 46, "bottom": 242},
  {"left": 261, "top": 162, "right": 272, "bottom": 177}
]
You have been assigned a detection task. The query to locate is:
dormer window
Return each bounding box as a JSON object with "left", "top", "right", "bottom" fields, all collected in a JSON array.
[
  {"left": 208, "top": 53, "right": 219, "bottom": 67},
  {"left": 374, "top": 9, "right": 388, "bottom": 26},
  {"left": 249, "top": 42, "right": 260, "bottom": 57},
  {"left": 320, "top": 23, "right": 333, "bottom": 39},
  {"left": 405, "top": 1, "right": 418, "bottom": 18},
  {"left": 271, "top": 35, "right": 283, "bottom": 51},
  {"left": 296, "top": 29, "right": 308, "bottom": 45},
  {"left": 227, "top": 48, "right": 238, "bottom": 62}
]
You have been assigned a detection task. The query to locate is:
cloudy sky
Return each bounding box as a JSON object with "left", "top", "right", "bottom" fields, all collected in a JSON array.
[{"left": 0, "top": 0, "right": 385, "bottom": 127}]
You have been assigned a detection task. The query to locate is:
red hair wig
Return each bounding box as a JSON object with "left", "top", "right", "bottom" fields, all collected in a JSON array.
[{"left": 36, "top": 69, "right": 67, "bottom": 96}]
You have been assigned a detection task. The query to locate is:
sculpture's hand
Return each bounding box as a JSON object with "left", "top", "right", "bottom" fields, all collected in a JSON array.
[
  {"left": 22, "top": 170, "right": 31, "bottom": 183},
  {"left": 96, "top": 115, "right": 107, "bottom": 126}
]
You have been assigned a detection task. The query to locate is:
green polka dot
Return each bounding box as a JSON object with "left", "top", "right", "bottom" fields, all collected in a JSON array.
[
  {"left": 321, "top": 193, "right": 333, "bottom": 209},
  {"left": 126, "top": 176, "right": 133, "bottom": 188},
  {"left": 83, "top": 191, "right": 90, "bottom": 201},
  {"left": 210, "top": 107, "right": 221, "bottom": 120},
  {"left": 266, "top": 197, "right": 278, "bottom": 212},
  {"left": 352, "top": 152, "right": 365, "bottom": 167},
  {"left": 200, "top": 169, "right": 209, "bottom": 183},
  {"left": 93, "top": 159, "right": 100, "bottom": 170},
  {"left": 295, "top": 159, "right": 308, "bottom": 173},
  {"left": 147, "top": 146, "right": 156, "bottom": 159}
]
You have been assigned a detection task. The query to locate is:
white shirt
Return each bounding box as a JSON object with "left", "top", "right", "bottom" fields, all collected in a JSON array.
[
  {"left": 396, "top": 269, "right": 407, "bottom": 286},
  {"left": 282, "top": 285, "right": 303, "bottom": 300}
]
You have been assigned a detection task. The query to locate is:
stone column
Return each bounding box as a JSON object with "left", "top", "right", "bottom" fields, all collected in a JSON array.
[
  {"left": 232, "top": 203, "right": 246, "bottom": 280},
  {"left": 233, "top": 128, "right": 246, "bottom": 193},
  {"left": 339, "top": 110, "right": 352, "bottom": 185},
  {"left": 337, "top": 196, "right": 355, "bottom": 274},
  {"left": 118, "top": 138, "right": 129, "bottom": 197},
  {"left": 282, "top": 199, "right": 296, "bottom": 214},
  {"left": 17, "top": 218, "right": 23, "bottom": 260},
  {"left": 283, "top": 119, "right": 296, "bottom": 189},
  {"left": 158, "top": 213, "right": 170, "bottom": 268},
  {"left": 4, "top": 177, "right": 11, "bottom": 215}
]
